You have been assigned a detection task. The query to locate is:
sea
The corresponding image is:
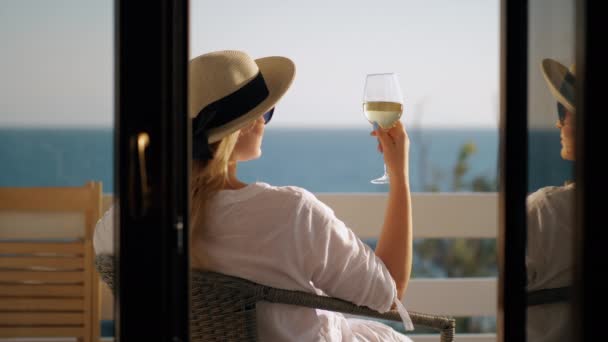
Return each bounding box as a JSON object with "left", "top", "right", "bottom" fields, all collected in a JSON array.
[{"left": 0, "top": 127, "right": 572, "bottom": 192}]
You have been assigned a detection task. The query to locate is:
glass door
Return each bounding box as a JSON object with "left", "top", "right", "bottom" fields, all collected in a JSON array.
[
  {"left": 498, "top": 0, "right": 607, "bottom": 341},
  {"left": 0, "top": 2, "right": 116, "bottom": 341},
  {"left": 572, "top": 0, "right": 606, "bottom": 340},
  {"left": 526, "top": 0, "right": 575, "bottom": 341}
]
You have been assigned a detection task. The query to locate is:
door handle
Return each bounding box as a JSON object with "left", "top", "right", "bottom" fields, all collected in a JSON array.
[{"left": 129, "top": 132, "right": 151, "bottom": 218}]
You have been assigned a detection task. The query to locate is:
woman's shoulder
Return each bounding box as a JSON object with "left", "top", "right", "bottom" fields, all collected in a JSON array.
[
  {"left": 256, "top": 183, "right": 332, "bottom": 213},
  {"left": 93, "top": 205, "right": 114, "bottom": 255},
  {"left": 528, "top": 183, "right": 575, "bottom": 203},
  {"left": 527, "top": 183, "right": 575, "bottom": 214},
  {"left": 256, "top": 182, "right": 315, "bottom": 201}
]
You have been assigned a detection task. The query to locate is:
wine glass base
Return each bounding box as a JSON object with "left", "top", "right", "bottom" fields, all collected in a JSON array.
[{"left": 370, "top": 175, "right": 389, "bottom": 184}]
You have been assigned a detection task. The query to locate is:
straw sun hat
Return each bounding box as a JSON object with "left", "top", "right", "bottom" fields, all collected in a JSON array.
[
  {"left": 189, "top": 50, "right": 295, "bottom": 160},
  {"left": 540, "top": 58, "right": 576, "bottom": 116}
]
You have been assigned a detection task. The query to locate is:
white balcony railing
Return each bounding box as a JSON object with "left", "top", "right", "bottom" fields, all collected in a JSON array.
[
  {"left": 317, "top": 193, "right": 498, "bottom": 342},
  {"left": 99, "top": 192, "right": 499, "bottom": 342}
]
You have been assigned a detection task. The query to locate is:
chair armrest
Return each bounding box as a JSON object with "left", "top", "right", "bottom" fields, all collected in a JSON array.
[
  {"left": 527, "top": 286, "right": 571, "bottom": 306},
  {"left": 262, "top": 286, "right": 455, "bottom": 342}
]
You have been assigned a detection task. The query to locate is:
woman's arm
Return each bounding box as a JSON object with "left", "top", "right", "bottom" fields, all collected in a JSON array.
[
  {"left": 372, "top": 121, "right": 412, "bottom": 298},
  {"left": 93, "top": 205, "right": 115, "bottom": 255}
]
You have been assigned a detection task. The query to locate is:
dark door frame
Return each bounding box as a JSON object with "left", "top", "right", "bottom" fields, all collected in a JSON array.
[
  {"left": 573, "top": 0, "right": 607, "bottom": 340},
  {"left": 114, "top": 0, "right": 190, "bottom": 341},
  {"left": 499, "top": 0, "right": 528, "bottom": 340}
]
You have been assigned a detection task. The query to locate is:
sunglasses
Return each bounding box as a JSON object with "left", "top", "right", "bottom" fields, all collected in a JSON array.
[
  {"left": 262, "top": 107, "right": 275, "bottom": 124},
  {"left": 556, "top": 71, "right": 574, "bottom": 126}
]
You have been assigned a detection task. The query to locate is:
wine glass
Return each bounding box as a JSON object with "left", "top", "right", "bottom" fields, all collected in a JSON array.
[{"left": 363, "top": 73, "right": 404, "bottom": 184}]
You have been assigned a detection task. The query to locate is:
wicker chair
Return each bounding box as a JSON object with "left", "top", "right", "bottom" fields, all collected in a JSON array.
[
  {"left": 95, "top": 254, "right": 455, "bottom": 341},
  {"left": 527, "top": 286, "right": 571, "bottom": 306}
]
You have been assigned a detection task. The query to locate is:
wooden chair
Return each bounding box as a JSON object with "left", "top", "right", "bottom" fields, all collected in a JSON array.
[
  {"left": 96, "top": 254, "right": 456, "bottom": 341},
  {"left": 0, "top": 181, "right": 102, "bottom": 342}
]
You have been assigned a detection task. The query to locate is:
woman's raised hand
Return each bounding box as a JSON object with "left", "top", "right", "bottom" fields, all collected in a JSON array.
[{"left": 371, "top": 120, "right": 410, "bottom": 183}]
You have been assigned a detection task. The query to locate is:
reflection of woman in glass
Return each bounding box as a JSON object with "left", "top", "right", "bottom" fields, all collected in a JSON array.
[
  {"left": 526, "top": 58, "right": 576, "bottom": 342},
  {"left": 94, "top": 50, "right": 415, "bottom": 341}
]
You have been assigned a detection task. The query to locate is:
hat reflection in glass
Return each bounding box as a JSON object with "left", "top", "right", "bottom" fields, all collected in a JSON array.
[{"left": 541, "top": 58, "right": 576, "bottom": 161}]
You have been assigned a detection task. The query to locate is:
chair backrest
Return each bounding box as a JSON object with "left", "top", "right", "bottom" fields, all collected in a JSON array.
[
  {"left": 0, "top": 182, "right": 102, "bottom": 342},
  {"left": 95, "top": 254, "right": 261, "bottom": 341}
]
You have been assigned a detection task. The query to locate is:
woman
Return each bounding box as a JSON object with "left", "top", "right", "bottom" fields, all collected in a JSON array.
[
  {"left": 95, "top": 50, "right": 414, "bottom": 341},
  {"left": 526, "top": 58, "right": 576, "bottom": 342}
]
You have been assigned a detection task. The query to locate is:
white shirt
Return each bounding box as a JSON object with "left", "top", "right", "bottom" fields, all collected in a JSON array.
[
  {"left": 526, "top": 183, "right": 575, "bottom": 342},
  {"left": 94, "top": 182, "right": 413, "bottom": 342}
]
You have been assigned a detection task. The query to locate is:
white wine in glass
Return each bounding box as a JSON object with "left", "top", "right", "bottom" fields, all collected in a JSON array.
[
  {"left": 363, "top": 101, "right": 403, "bottom": 129},
  {"left": 363, "top": 73, "right": 404, "bottom": 184}
]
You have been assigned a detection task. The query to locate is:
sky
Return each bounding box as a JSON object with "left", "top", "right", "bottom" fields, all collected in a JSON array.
[
  {"left": 0, "top": 0, "right": 572, "bottom": 129},
  {"left": 0, "top": 0, "right": 113, "bottom": 127}
]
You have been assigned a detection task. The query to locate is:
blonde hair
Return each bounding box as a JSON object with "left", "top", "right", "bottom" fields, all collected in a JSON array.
[{"left": 190, "top": 130, "right": 240, "bottom": 268}]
